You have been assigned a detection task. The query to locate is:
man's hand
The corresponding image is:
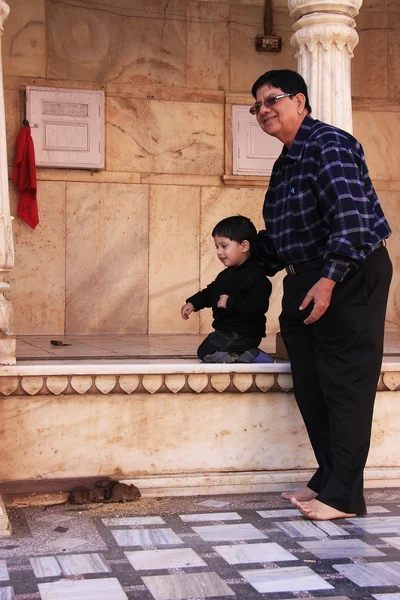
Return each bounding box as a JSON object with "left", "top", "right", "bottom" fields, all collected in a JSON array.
[
  {"left": 181, "top": 302, "right": 194, "bottom": 320},
  {"left": 300, "top": 277, "right": 336, "bottom": 324},
  {"left": 217, "top": 294, "right": 229, "bottom": 309}
]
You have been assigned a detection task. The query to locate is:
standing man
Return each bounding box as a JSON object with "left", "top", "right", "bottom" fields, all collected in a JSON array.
[{"left": 253, "top": 69, "right": 392, "bottom": 520}]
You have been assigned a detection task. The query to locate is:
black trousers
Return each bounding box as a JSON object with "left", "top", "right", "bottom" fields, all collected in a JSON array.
[
  {"left": 279, "top": 247, "right": 392, "bottom": 514},
  {"left": 197, "top": 330, "right": 262, "bottom": 361}
]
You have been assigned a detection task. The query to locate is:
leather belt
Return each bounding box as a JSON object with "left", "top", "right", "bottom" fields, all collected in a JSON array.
[
  {"left": 285, "top": 241, "right": 385, "bottom": 277},
  {"left": 285, "top": 257, "right": 324, "bottom": 276}
]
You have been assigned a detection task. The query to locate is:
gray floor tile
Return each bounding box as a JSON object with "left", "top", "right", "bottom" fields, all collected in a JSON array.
[
  {"left": 334, "top": 562, "right": 400, "bottom": 587},
  {"left": 239, "top": 565, "right": 334, "bottom": 593},
  {"left": 192, "top": 523, "right": 267, "bottom": 542},
  {"left": 197, "top": 500, "right": 230, "bottom": 508},
  {"left": 38, "top": 578, "right": 128, "bottom": 599},
  {"left": 46, "top": 537, "right": 89, "bottom": 550},
  {"left": 112, "top": 528, "right": 183, "bottom": 547},
  {"left": 125, "top": 548, "right": 206, "bottom": 570},
  {"left": 367, "top": 506, "right": 391, "bottom": 513},
  {"left": 299, "top": 538, "right": 385, "bottom": 559},
  {"left": 213, "top": 542, "right": 298, "bottom": 564},
  {"left": 142, "top": 572, "right": 234, "bottom": 599}
]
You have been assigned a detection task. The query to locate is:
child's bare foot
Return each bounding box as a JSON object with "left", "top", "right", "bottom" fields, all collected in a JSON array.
[
  {"left": 290, "top": 497, "right": 356, "bottom": 520},
  {"left": 281, "top": 487, "right": 318, "bottom": 501}
]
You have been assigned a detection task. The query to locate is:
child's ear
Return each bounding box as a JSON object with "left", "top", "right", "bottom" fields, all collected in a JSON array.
[{"left": 241, "top": 240, "right": 250, "bottom": 252}]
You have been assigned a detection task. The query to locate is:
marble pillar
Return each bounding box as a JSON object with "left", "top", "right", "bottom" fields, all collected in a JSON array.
[
  {"left": 289, "top": 0, "right": 362, "bottom": 133},
  {"left": 0, "top": 1, "right": 15, "bottom": 365}
]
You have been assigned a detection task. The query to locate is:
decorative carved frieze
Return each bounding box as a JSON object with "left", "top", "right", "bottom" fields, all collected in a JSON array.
[{"left": 0, "top": 370, "right": 398, "bottom": 396}]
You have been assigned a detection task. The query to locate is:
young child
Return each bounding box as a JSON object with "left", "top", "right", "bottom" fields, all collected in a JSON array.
[{"left": 181, "top": 215, "right": 273, "bottom": 363}]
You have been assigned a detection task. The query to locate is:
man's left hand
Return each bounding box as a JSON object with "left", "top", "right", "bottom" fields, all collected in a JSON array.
[{"left": 299, "top": 277, "right": 336, "bottom": 324}]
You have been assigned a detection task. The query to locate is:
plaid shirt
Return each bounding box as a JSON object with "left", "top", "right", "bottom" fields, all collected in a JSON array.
[{"left": 258, "top": 114, "right": 391, "bottom": 282}]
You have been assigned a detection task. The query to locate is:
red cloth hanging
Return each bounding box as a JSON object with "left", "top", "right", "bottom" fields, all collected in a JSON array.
[{"left": 13, "top": 126, "right": 39, "bottom": 229}]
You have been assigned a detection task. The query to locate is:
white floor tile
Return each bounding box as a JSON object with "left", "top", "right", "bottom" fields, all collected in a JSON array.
[
  {"left": 373, "top": 595, "right": 400, "bottom": 600},
  {"left": 213, "top": 542, "right": 298, "bottom": 564},
  {"left": 0, "top": 588, "right": 14, "bottom": 600},
  {"left": 277, "top": 520, "right": 349, "bottom": 538},
  {"left": 381, "top": 537, "right": 400, "bottom": 550},
  {"left": 30, "top": 556, "right": 62, "bottom": 578},
  {"left": 125, "top": 548, "right": 206, "bottom": 570},
  {"left": 257, "top": 509, "right": 300, "bottom": 518},
  {"left": 334, "top": 562, "right": 400, "bottom": 587},
  {"left": 112, "top": 528, "right": 183, "bottom": 547},
  {"left": 141, "top": 572, "right": 235, "bottom": 599},
  {"left": 57, "top": 553, "right": 110, "bottom": 575},
  {"left": 367, "top": 506, "right": 391, "bottom": 513},
  {"left": 179, "top": 512, "right": 241, "bottom": 522},
  {"left": 103, "top": 517, "right": 165, "bottom": 526},
  {"left": 192, "top": 523, "right": 267, "bottom": 542},
  {"left": 0, "top": 560, "right": 9, "bottom": 581},
  {"left": 299, "top": 539, "right": 385, "bottom": 559},
  {"left": 239, "top": 566, "right": 334, "bottom": 593},
  {"left": 38, "top": 578, "right": 127, "bottom": 599},
  {"left": 347, "top": 517, "right": 400, "bottom": 534}
]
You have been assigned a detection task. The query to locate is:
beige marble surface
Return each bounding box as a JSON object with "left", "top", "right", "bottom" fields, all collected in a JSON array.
[
  {"left": 229, "top": 4, "right": 296, "bottom": 92},
  {"left": 8, "top": 182, "right": 66, "bottom": 335},
  {"left": 378, "top": 192, "right": 400, "bottom": 330},
  {"left": 187, "top": 1, "right": 229, "bottom": 91},
  {"left": 149, "top": 185, "right": 200, "bottom": 334},
  {"left": 4, "top": 88, "right": 21, "bottom": 168},
  {"left": 2, "top": 0, "right": 46, "bottom": 78},
  {"left": 65, "top": 183, "right": 149, "bottom": 334},
  {"left": 353, "top": 112, "right": 400, "bottom": 182},
  {"left": 352, "top": 10, "right": 389, "bottom": 99},
  {"left": 106, "top": 96, "right": 224, "bottom": 175},
  {"left": 46, "top": 0, "right": 186, "bottom": 86}
]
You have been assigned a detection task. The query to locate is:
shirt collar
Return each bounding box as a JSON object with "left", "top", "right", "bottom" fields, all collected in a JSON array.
[{"left": 283, "top": 114, "right": 315, "bottom": 162}]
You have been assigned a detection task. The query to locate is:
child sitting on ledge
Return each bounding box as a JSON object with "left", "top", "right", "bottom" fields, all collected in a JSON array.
[{"left": 181, "top": 215, "right": 273, "bottom": 364}]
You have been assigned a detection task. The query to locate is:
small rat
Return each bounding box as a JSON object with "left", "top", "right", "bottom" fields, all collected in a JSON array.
[
  {"left": 94, "top": 478, "right": 119, "bottom": 500},
  {"left": 104, "top": 483, "right": 141, "bottom": 503},
  {"left": 43, "top": 486, "right": 100, "bottom": 510}
]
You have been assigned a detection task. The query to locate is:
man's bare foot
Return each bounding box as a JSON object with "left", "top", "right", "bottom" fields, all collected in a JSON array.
[
  {"left": 281, "top": 487, "right": 318, "bottom": 501},
  {"left": 290, "top": 497, "right": 356, "bottom": 520}
]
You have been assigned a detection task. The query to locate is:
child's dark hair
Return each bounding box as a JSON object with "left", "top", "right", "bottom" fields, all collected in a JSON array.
[{"left": 212, "top": 215, "right": 257, "bottom": 253}]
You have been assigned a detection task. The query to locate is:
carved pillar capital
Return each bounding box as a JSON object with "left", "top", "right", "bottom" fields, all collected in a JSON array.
[
  {"left": 291, "top": 14, "right": 359, "bottom": 58},
  {"left": 289, "top": 0, "right": 362, "bottom": 132},
  {"left": 0, "top": 2, "right": 10, "bottom": 32}
]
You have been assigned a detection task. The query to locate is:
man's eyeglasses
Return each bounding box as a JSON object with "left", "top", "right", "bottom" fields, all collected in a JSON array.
[{"left": 249, "top": 93, "right": 294, "bottom": 115}]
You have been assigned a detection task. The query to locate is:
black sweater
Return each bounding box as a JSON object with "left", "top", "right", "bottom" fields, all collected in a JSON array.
[{"left": 186, "top": 259, "right": 272, "bottom": 338}]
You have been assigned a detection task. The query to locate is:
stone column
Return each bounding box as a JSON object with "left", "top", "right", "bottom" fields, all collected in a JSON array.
[
  {"left": 0, "top": 0, "right": 15, "bottom": 366},
  {"left": 289, "top": 0, "right": 362, "bottom": 133}
]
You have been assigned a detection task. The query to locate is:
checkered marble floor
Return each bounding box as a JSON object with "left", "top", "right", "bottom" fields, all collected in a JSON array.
[{"left": 2, "top": 489, "right": 400, "bottom": 599}]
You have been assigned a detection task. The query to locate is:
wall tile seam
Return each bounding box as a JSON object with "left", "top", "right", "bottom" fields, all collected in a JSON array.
[{"left": 0, "top": 372, "right": 396, "bottom": 395}]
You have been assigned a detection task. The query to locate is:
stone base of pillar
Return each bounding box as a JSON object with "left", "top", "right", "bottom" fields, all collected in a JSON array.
[
  {"left": 0, "top": 334, "right": 16, "bottom": 365},
  {"left": 0, "top": 496, "right": 11, "bottom": 536}
]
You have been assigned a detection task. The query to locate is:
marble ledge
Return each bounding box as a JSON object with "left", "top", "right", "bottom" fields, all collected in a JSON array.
[{"left": 0, "top": 361, "right": 399, "bottom": 396}]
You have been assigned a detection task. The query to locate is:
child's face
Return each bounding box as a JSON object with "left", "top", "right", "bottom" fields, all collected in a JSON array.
[{"left": 214, "top": 235, "right": 250, "bottom": 268}]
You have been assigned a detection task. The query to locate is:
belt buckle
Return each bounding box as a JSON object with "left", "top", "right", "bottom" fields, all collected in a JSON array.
[{"left": 286, "top": 264, "right": 296, "bottom": 276}]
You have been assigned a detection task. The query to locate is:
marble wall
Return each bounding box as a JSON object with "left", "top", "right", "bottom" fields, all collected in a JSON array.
[{"left": 2, "top": 0, "right": 400, "bottom": 335}]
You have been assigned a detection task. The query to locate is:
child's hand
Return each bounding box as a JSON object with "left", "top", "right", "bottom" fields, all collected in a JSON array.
[
  {"left": 181, "top": 302, "right": 194, "bottom": 320},
  {"left": 217, "top": 294, "right": 229, "bottom": 309}
]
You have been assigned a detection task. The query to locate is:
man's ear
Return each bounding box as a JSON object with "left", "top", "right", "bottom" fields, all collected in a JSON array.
[
  {"left": 295, "top": 93, "right": 306, "bottom": 113},
  {"left": 241, "top": 240, "right": 250, "bottom": 252}
]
